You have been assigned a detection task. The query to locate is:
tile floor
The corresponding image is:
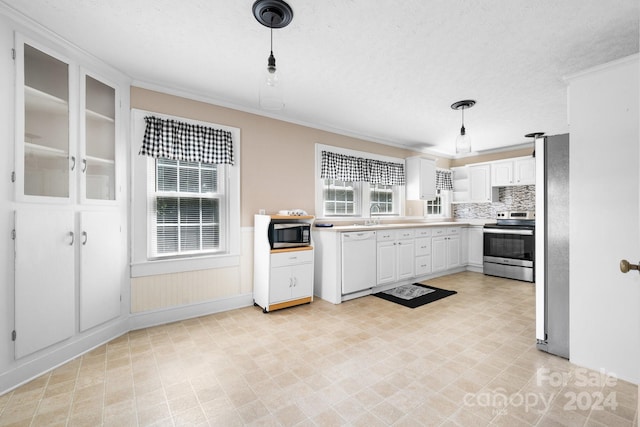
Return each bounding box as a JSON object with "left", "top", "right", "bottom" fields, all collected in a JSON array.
[{"left": 0, "top": 272, "right": 638, "bottom": 426}]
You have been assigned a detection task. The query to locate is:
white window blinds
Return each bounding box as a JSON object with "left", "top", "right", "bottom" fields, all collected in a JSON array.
[{"left": 148, "top": 158, "right": 225, "bottom": 258}]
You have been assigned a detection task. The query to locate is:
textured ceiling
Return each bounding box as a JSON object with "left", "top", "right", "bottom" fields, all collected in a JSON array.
[{"left": 2, "top": 0, "right": 638, "bottom": 157}]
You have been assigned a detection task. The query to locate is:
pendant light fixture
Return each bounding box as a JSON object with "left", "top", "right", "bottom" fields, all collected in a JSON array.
[
  {"left": 451, "top": 100, "right": 476, "bottom": 154},
  {"left": 253, "top": 0, "right": 293, "bottom": 110}
]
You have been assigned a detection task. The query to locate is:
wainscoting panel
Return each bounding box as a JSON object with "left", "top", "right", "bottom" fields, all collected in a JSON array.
[{"left": 131, "top": 227, "right": 255, "bottom": 313}]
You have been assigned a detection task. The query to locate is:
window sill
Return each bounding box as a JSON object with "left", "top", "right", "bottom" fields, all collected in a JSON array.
[{"left": 131, "top": 253, "right": 240, "bottom": 278}]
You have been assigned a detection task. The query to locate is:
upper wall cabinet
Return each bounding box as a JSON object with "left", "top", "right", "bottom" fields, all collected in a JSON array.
[
  {"left": 468, "top": 164, "right": 492, "bottom": 202},
  {"left": 491, "top": 157, "right": 536, "bottom": 187},
  {"left": 452, "top": 164, "right": 492, "bottom": 203},
  {"left": 406, "top": 157, "right": 436, "bottom": 200},
  {"left": 82, "top": 73, "right": 117, "bottom": 201},
  {"left": 15, "top": 36, "right": 120, "bottom": 203},
  {"left": 20, "top": 43, "right": 72, "bottom": 199}
]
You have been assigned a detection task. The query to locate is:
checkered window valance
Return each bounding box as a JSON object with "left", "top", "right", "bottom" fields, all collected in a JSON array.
[
  {"left": 139, "top": 116, "right": 234, "bottom": 165},
  {"left": 320, "top": 151, "right": 405, "bottom": 185},
  {"left": 436, "top": 169, "right": 453, "bottom": 191}
]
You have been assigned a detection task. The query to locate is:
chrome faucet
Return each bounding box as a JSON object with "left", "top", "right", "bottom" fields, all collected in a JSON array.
[{"left": 368, "top": 203, "right": 381, "bottom": 225}]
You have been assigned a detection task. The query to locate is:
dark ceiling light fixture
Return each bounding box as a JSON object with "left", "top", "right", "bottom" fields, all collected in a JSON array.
[
  {"left": 525, "top": 132, "right": 545, "bottom": 157},
  {"left": 253, "top": 0, "right": 293, "bottom": 110},
  {"left": 451, "top": 100, "right": 476, "bottom": 154}
]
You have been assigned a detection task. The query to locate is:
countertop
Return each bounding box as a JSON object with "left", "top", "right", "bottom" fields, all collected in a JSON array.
[{"left": 313, "top": 220, "right": 494, "bottom": 232}]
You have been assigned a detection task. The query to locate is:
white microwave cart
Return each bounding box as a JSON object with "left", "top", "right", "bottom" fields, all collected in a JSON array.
[{"left": 253, "top": 214, "right": 315, "bottom": 313}]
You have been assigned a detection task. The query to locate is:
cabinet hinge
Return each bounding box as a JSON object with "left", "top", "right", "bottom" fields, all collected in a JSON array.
[
  {"left": 11, "top": 330, "right": 16, "bottom": 341},
  {"left": 11, "top": 171, "right": 15, "bottom": 183},
  {"left": 11, "top": 229, "right": 16, "bottom": 240},
  {"left": 11, "top": 48, "right": 15, "bottom": 60}
]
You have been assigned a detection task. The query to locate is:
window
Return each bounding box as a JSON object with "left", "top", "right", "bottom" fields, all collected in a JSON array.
[
  {"left": 150, "top": 159, "right": 224, "bottom": 258},
  {"left": 316, "top": 144, "right": 404, "bottom": 218},
  {"left": 131, "top": 109, "right": 240, "bottom": 277},
  {"left": 322, "top": 180, "right": 399, "bottom": 217},
  {"left": 370, "top": 183, "right": 394, "bottom": 214},
  {"left": 425, "top": 190, "right": 452, "bottom": 218},
  {"left": 425, "top": 195, "right": 442, "bottom": 216},
  {"left": 322, "top": 179, "right": 359, "bottom": 216}
]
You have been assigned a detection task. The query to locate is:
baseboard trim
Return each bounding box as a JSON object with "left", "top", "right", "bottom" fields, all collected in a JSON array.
[
  {"left": 0, "top": 320, "right": 128, "bottom": 396},
  {"left": 0, "top": 293, "right": 255, "bottom": 396},
  {"left": 128, "top": 293, "right": 255, "bottom": 331}
]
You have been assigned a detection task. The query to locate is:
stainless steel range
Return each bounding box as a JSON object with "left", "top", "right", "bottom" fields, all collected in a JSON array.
[{"left": 483, "top": 211, "right": 535, "bottom": 282}]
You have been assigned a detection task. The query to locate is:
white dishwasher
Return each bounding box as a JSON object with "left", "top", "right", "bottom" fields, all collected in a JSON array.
[{"left": 341, "top": 231, "right": 377, "bottom": 294}]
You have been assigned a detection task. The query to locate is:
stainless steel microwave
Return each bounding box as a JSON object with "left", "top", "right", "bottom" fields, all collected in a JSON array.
[{"left": 268, "top": 223, "right": 311, "bottom": 249}]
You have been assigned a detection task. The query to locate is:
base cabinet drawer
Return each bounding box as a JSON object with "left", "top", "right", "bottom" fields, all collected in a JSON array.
[
  {"left": 271, "top": 250, "right": 314, "bottom": 267},
  {"left": 415, "top": 237, "right": 431, "bottom": 256},
  {"left": 415, "top": 255, "right": 432, "bottom": 276}
]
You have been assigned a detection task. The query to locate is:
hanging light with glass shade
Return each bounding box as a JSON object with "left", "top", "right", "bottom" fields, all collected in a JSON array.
[
  {"left": 451, "top": 100, "right": 476, "bottom": 154},
  {"left": 253, "top": 0, "right": 293, "bottom": 110}
]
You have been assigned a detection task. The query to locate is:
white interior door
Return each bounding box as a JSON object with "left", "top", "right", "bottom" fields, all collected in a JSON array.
[
  {"left": 14, "top": 208, "right": 75, "bottom": 358},
  {"left": 79, "top": 210, "right": 122, "bottom": 331},
  {"left": 568, "top": 56, "right": 639, "bottom": 384}
]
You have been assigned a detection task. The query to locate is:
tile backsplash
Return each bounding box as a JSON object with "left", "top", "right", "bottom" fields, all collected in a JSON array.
[{"left": 453, "top": 185, "right": 535, "bottom": 219}]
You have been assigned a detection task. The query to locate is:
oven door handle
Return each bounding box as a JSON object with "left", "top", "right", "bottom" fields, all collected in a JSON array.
[{"left": 483, "top": 228, "right": 534, "bottom": 236}]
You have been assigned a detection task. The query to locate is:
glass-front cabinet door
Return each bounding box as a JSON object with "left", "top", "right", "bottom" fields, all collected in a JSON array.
[
  {"left": 21, "top": 42, "right": 72, "bottom": 199},
  {"left": 82, "top": 73, "right": 116, "bottom": 201},
  {"left": 17, "top": 37, "right": 119, "bottom": 203}
]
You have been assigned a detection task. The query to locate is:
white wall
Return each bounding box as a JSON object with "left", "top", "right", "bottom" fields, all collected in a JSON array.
[{"left": 568, "top": 55, "right": 640, "bottom": 384}]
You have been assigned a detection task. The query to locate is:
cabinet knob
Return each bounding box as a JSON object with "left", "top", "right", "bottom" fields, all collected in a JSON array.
[{"left": 620, "top": 259, "right": 640, "bottom": 274}]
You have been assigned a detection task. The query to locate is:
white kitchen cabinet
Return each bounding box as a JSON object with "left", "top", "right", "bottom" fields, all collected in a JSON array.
[
  {"left": 270, "top": 252, "right": 314, "bottom": 304},
  {"left": 453, "top": 164, "right": 492, "bottom": 203},
  {"left": 452, "top": 166, "right": 469, "bottom": 203},
  {"left": 469, "top": 164, "right": 492, "bottom": 203},
  {"left": 377, "top": 239, "right": 396, "bottom": 285},
  {"left": 376, "top": 229, "right": 415, "bottom": 285},
  {"left": 447, "top": 235, "right": 461, "bottom": 268},
  {"left": 467, "top": 226, "right": 484, "bottom": 270},
  {"left": 515, "top": 158, "right": 536, "bottom": 185},
  {"left": 492, "top": 161, "right": 513, "bottom": 187},
  {"left": 460, "top": 227, "right": 469, "bottom": 266},
  {"left": 81, "top": 72, "right": 118, "bottom": 202},
  {"left": 406, "top": 157, "right": 436, "bottom": 200},
  {"left": 79, "top": 211, "right": 122, "bottom": 331},
  {"left": 16, "top": 37, "right": 121, "bottom": 204},
  {"left": 414, "top": 229, "right": 432, "bottom": 276},
  {"left": 432, "top": 227, "right": 461, "bottom": 273},
  {"left": 492, "top": 157, "right": 536, "bottom": 186},
  {"left": 397, "top": 237, "right": 415, "bottom": 281},
  {"left": 254, "top": 214, "right": 314, "bottom": 312},
  {"left": 14, "top": 208, "right": 75, "bottom": 359},
  {"left": 12, "top": 36, "right": 126, "bottom": 358},
  {"left": 13, "top": 208, "right": 124, "bottom": 357}
]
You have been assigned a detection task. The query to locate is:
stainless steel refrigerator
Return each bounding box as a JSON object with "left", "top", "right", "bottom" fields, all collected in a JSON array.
[{"left": 535, "top": 133, "right": 570, "bottom": 359}]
